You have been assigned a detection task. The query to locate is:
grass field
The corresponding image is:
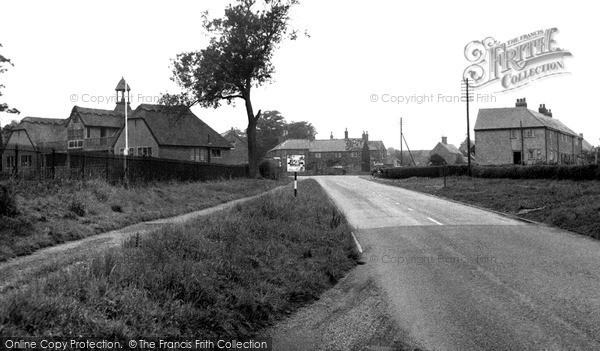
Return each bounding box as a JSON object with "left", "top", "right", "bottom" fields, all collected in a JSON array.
[
  {"left": 0, "top": 177, "right": 289, "bottom": 261},
  {"left": 0, "top": 179, "right": 358, "bottom": 338},
  {"left": 374, "top": 176, "right": 600, "bottom": 239}
]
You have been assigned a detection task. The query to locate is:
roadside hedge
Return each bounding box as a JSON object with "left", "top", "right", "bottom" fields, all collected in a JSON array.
[
  {"left": 382, "top": 165, "right": 470, "bottom": 179},
  {"left": 381, "top": 164, "right": 600, "bottom": 181}
]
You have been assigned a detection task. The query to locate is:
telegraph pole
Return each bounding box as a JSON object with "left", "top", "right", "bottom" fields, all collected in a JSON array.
[
  {"left": 462, "top": 78, "right": 473, "bottom": 176},
  {"left": 400, "top": 117, "right": 403, "bottom": 166}
]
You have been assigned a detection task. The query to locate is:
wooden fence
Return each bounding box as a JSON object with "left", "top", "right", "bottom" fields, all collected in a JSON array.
[{"left": 0, "top": 147, "right": 248, "bottom": 182}]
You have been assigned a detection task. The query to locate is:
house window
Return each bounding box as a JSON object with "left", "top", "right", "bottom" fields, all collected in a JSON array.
[
  {"left": 525, "top": 129, "right": 534, "bottom": 138},
  {"left": 100, "top": 127, "right": 107, "bottom": 138},
  {"left": 68, "top": 140, "right": 83, "bottom": 149},
  {"left": 86, "top": 127, "right": 91, "bottom": 138},
  {"left": 129, "top": 148, "right": 134, "bottom": 155},
  {"left": 68, "top": 128, "right": 84, "bottom": 149},
  {"left": 528, "top": 150, "right": 534, "bottom": 159},
  {"left": 191, "top": 148, "right": 207, "bottom": 162},
  {"left": 6, "top": 156, "right": 15, "bottom": 169},
  {"left": 211, "top": 149, "right": 221, "bottom": 158},
  {"left": 21, "top": 155, "right": 32, "bottom": 167},
  {"left": 315, "top": 153, "right": 321, "bottom": 159},
  {"left": 351, "top": 152, "right": 358, "bottom": 158},
  {"left": 137, "top": 147, "right": 152, "bottom": 157},
  {"left": 510, "top": 130, "right": 516, "bottom": 139},
  {"left": 335, "top": 152, "right": 342, "bottom": 158}
]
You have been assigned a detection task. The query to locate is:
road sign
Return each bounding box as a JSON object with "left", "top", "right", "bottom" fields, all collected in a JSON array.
[{"left": 287, "top": 155, "right": 305, "bottom": 172}]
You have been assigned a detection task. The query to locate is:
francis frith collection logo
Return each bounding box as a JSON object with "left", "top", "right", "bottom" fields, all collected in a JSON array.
[{"left": 463, "top": 28, "right": 572, "bottom": 91}]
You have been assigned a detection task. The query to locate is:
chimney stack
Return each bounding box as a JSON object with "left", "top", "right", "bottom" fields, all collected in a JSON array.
[
  {"left": 344, "top": 128, "right": 348, "bottom": 140},
  {"left": 547, "top": 109, "right": 552, "bottom": 117},
  {"left": 515, "top": 98, "right": 527, "bottom": 107},
  {"left": 442, "top": 136, "right": 447, "bottom": 145},
  {"left": 363, "top": 131, "right": 369, "bottom": 142},
  {"left": 330, "top": 131, "right": 333, "bottom": 140}
]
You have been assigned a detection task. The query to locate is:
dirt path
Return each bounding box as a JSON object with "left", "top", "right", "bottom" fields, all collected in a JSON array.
[{"left": 0, "top": 185, "right": 288, "bottom": 294}]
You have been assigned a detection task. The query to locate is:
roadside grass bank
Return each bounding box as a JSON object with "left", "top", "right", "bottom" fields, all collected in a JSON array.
[
  {"left": 374, "top": 176, "right": 600, "bottom": 239},
  {"left": 0, "top": 179, "right": 359, "bottom": 338},
  {"left": 0, "top": 177, "right": 290, "bottom": 262}
]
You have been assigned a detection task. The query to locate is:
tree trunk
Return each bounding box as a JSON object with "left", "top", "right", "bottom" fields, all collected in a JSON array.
[{"left": 244, "top": 93, "right": 260, "bottom": 178}]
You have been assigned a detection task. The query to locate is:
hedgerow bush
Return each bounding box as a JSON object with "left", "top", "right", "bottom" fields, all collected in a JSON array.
[
  {"left": 381, "top": 164, "right": 600, "bottom": 181},
  {"left": 472, "top": 164, "right": 600, "bottom": 180},
  {"left": 382, "top": 165, "right": 470, "bottom": 179}
]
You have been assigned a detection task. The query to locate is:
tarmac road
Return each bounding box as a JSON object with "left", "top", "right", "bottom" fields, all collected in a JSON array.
[{"left": 314, "top": 176, "right": 600, "bottom": 351}]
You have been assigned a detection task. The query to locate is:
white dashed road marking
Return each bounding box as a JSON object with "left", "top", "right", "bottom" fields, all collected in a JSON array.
[{"left": 427, "top": 217, "right": 443, "bottom": 225}]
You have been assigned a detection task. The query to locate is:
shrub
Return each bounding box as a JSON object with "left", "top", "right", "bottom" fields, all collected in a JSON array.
[
  {"left": 259, "top": 159, "right": 282, "bottom": 180},
  {"left": 68, "top": 199, "right": 86, "bottom": 217},
  {"left": 0, "top": 185, "right": 19, "bottom": 217}
]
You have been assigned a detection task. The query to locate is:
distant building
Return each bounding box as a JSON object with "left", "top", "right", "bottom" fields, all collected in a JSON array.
[
  {"left": 429, "top": 136, "right": 465, "bottom": 165},
  {"left": 474, "top": 98, "right": 583, "bottom": 165},
  {"left": 221, "top": 128, "right": 249, "bottom": 165},
  {"left": 267, "top": 129, "right": 386, "bottom": 173},
  {"left": 2, "top": 117, "right": 66, "bottom": 173},
  {"left": 397, "top": 150, "right": 432, "bottom": 166}
]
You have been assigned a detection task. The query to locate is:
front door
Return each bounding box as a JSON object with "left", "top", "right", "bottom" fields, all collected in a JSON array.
[{"left": 513, "top": 151, "right": 522, "bottom": 165}]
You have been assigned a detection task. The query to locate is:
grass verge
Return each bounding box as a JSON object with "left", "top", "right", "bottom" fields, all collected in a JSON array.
[
  {"left": 374, "top": 176, "right": 600, "bottom": 239},
  {"left": 0, "top": 179, "right": 358, "bottom": 338},
  {"left": 0, "top": 177, "right": 290, "bottom": 262}
]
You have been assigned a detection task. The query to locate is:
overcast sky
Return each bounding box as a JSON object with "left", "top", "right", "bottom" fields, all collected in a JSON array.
[{"left": 1, "top": 0, "right": 597, "bottom": 150}]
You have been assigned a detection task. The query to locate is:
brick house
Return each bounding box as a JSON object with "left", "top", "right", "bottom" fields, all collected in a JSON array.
[
  {"left": 2, "top": 117, "right": 66, "bottom": 174},
  {"left": 267, "top": 129, "right": 386, "bottom": 173},
  {"left": 220, "top": 129, "right": 249, "bottom": 165},
  {"left": 113, "top": 104, "right": 232, "bottom": 163},
  {"left": 429, "top": 136, "right": 465, "bottom": 165},
  {"left": 475, "top": 98, "right": 583, "bottom": 165}
]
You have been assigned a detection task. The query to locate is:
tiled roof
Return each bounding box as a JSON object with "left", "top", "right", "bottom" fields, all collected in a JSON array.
[
  {"left": 270, "top": 139, "right": 310, "bottom": 151},
  {"left": 126, "top": 104, "right": 231, "bottom": 148},
  {"left": 71, "top": 106, "right": 123, "bottom": 128},
  {"left": 269, "top": 138, "right": 384, "bottom": 153},
  {"left": 475, "top": 107, "right": 579, "bottom": 137},
  {"left": 221, "top": 130, "right": 247, "bottom": 146},
  {"left": 310, "top": 139, "right": 352, "bottom": 152},
  {"left": 368, "top": 140, "right": 386, "bottom": 151}
]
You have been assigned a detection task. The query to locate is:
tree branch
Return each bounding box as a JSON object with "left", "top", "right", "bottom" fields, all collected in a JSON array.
[{"left": 220, "top": 93, "right": 244, "bottom": 100}]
